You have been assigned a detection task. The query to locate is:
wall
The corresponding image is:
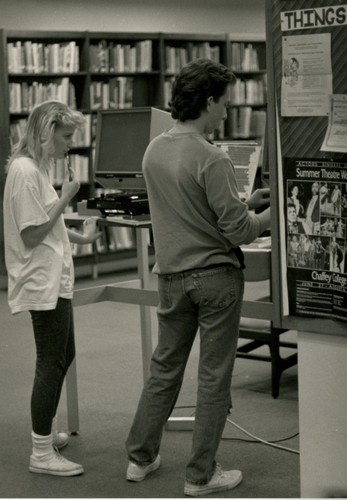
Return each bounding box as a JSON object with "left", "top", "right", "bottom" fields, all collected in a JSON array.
[
  {"left": 298, "top": 331, "right": 347, "bottom": 497},
  {"left": 0, "top": 0, "right": 265, "bottom": 36}
]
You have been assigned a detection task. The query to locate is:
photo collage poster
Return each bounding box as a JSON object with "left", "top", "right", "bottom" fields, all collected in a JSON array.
[{"left": 284, "top": 158, "right": 347, "bottom": 321}]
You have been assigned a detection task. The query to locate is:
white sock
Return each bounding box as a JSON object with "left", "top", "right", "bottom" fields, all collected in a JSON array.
[
  {"left": 52, "top": 415, "right": 58, "bottom": 438},
  {"left": 31, "top": 431, "right": 54, "bottom": 459}
]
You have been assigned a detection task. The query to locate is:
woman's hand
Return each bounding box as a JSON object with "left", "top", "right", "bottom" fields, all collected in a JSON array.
[
  {"left": 61, "top": 178, "right": 80, "bottom": 202},
  {"left": 83, "top": 217, "right": 102, "bottom": 243},
  {"left": 82, "top": 231, "right": 103, "bottom": 244},
  {"left": 67, "top": 218, "right": 102, "bottom": 245}
]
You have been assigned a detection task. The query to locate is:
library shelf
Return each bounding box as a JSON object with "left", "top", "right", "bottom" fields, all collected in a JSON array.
[{"left": 0, "top": 29, "right": 266, "bottom": 279}]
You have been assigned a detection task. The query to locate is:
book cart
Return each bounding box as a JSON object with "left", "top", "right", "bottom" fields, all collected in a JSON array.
[{"left": 265, "top": 0, "right": 347, "bottom": 496}]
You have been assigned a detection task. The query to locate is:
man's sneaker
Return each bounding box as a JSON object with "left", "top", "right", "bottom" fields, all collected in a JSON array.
[
  {"left": 53, "top": 431, "right": 70, "bottom": 450},
  {"left": 29, "top": 449, "right": 84, "bottom": 476},
  {"left": 126, "top": 455, "right": 161, "bottom": 482},
  {"left": 184, "top": 465, "right": 242, "bottom": 497}
]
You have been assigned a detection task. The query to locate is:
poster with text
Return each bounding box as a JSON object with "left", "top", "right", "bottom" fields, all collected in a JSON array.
[
  {"left": 284, "top": 158, "right": 347, "bottom": 321},
  {"left": 281, "top": 33, "right": 332, "bottom": 117}
]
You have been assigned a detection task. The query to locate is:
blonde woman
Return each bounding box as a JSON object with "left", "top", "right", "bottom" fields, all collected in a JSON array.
[{"left": 3, "top": 100, "right": 101, "bottom": 476}]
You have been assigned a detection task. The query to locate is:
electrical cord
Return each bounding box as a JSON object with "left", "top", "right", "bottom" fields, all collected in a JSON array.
[
  {"left": 221, "top": 430, "right": 299, "bottom": 444},
  {"left": 226, "top": 418, "right": 300, "bottom": 455},
  {"left": 172, "top": 405, "right": 300, "bottom": 455}
]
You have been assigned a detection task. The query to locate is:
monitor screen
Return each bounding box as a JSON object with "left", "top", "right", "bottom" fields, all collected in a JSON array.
[
  {"left": 94, "top": 107, "right": 175, "bottom": 190},
  {"left": 214, "top": 141, "right": 262, "bottom": 199},
  {"left": 94, "top": 107, "right": 151, "bottom": 190}
]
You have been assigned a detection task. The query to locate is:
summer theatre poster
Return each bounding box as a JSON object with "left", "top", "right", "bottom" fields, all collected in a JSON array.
[{"left": 284, "top": 158, "right": 347, "bottom": 321}]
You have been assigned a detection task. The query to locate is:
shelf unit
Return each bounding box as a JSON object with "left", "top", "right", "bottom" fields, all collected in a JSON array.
[
  {"left": 0, "top": 29, "right": 266, "bottom": 280},
  {"left": 161, "top": 33, "right": 227, "bottom": 101},
  {"left": 226, "top": 34, "right": 267, "bottom": 140}
]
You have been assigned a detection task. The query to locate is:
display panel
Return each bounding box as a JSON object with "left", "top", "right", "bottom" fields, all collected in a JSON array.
[
  {"left": 94, "top": 108, "right": 151, "bottom": 190},
  {"left": 94, "top": 107, "right": 175, "bottom": 191}
]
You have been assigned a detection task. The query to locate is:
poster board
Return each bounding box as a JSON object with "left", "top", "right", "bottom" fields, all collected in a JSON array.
[{"left": 266, "top": 0, "right": 347, "bottom": 335}]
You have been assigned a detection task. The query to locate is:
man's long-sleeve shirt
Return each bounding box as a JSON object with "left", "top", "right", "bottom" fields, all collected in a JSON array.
[{"left": 143, "top": 131, "right": 265, "bottom": 274}]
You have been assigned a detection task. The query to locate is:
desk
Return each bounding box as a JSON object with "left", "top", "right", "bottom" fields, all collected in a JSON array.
[
  {"left": 64, "top": 214, "right": 157, "bottom": 433},
  {"left": 64, "top": 214, "right": 273, "bottom": 432}
]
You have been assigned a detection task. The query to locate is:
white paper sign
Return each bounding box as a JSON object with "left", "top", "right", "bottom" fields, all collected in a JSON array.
[
  {"left": 281, "top": 33, "right": 332, "bottom": 117},
  {"left": 321, "top": 94, "right": 347, "bottom": 153}
]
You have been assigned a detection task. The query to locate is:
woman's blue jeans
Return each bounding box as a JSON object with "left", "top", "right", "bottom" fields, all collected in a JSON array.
[
  {"left": 29, "top": 298, "right": 75, "bottom": 436},
  {"left": 126, "top": 264, "right": 244, "bottom": 484}
]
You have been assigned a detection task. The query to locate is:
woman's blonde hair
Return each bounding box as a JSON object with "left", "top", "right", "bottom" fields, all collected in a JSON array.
[{"left": 6, "top": 100, "right": 85, "bottom": 171}]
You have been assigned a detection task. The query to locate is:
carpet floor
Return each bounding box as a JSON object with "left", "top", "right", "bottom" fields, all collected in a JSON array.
[{"left": 0, "top": 270, "right": 300, "bottom": 498}]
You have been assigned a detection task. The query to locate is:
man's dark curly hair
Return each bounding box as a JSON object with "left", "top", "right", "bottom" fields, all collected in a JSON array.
[{"left": 169, "top": 58, "right": 236, "bottom": 122}]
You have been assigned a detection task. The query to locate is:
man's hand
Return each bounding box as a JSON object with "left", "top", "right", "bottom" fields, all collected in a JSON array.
[{"left": 246, "top": 188, "right": 270, "bottom": 211}]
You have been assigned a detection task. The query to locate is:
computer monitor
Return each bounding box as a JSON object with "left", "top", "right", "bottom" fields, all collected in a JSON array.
[
  {"left": 214, "top": 141, "right": 262, "bottom": 199},
  {"left": 94, "top": 107, "right": 175, "bottom": 191},
  {"left": 149, "top": 107, "right": 175, "bottom": 141}
]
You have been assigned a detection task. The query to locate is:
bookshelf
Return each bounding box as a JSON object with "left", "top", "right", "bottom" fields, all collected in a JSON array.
[
  {"left": 161, "top": 33, "right": 227, "bottom": 103},
  {"left": 0, "top": 29, "right": 266, "bottom": 280},
  {"left": 161, "top": 33, "right": 229, "bottom": 139},
  {"left": 87, "top": 32, "right": 162, "bottom": 110},
  {"left": 226, "top": 35, "right": 267, "bottom": 140}
]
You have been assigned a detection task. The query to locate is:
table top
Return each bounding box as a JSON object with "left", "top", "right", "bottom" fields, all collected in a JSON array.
[
  {"left": 103, "top": 216, "right": 152, "bottom": 228},
  {"left": 64, "top": 213, "right": 152, "bottom": 229},
  {"left": 64, "top": 214, "right": 272, "bottom": 244}
]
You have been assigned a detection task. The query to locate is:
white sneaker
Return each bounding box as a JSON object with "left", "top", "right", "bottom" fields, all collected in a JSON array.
[
  {"left": 184, "top": 464, "right": 242, "bottom": 496},
  {"left": 29, "top": 449, "right": 84, "bottom": 476},
  {"left": 126, "top": 455, "right": 161, "bottom": 482},
  {"left": 53, "top": 431, "right": 70, "bottom": 450}
]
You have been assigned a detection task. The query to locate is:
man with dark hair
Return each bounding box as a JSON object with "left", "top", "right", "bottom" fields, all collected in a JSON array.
[
  {"left": 125, "top": 59, "right": 271, "bottom": 496},
  {"left": 170, "top": 57, "right": 234, "bottom": 121}
]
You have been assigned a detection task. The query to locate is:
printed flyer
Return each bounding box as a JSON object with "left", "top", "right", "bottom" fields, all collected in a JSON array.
[
  {"left": 281, "top": 33, "right": 332, "bottom": 117},
  {"left": 321, "top": 94, "right": 347, "bottom": 153},
  {"left": 284, "top": 158, "right": 347, "bottom": 321}
]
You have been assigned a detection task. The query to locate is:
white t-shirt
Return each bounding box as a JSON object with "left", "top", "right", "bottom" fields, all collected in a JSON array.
[{"left": 3, "top": 157, "right": 74, "bottom": 314}]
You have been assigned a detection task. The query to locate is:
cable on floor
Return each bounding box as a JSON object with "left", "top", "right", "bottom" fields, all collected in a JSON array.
[
  {"left": 226, "top": 418, "right": 300, "bottom": 455},
  {"left": 172, "top": 405, "right": 300, "bottom": 455},
  {"left": 221, "top": 430, "right": 299, "bottom": 444}
]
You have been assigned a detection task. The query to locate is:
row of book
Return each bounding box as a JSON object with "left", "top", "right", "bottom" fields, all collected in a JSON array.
[
  {"left": 70, "top": 225, "right": 137, "bottom": 256},
  {"left": 7, "top": 39, "right": 261, "bottom": 75},
  {"left": 90, "top": 77, "right": 133, "bottom": 110},
  {"left": 49, "top": 155, "right": 90, "bottom": 185},
  {"left": 9, "top": 78, "right": 77, "bottom": 113},
  {"left": 72, "top": 114, "right": 91, "bottom": 147},
  {"left": 191, "top": 43, "right": 221, "bottom": 63},
  {"left": 9, "top": 75, "right": 136, "bottom": 113},
  {"left": 230, "top": 43, "right": 261, "bottom": 72},
  {"left": 7, "top": 40, "right": 80, "bottom": 74},
  {"left": 228, "top": 107, "right": 266, "bottom": 139},
  {"left": 89, "top": 40, "right": 153, "bottom": 73},
  {"left": 9, "top": 115, "right": 91, "bottom": 150},
  {"left": 163, "top": 77, "right": 174, "bottom": 109},
  {"left": 230, "top": 77, "right": 267, "bottom": 105},
  {"left": 164, "top": 75, "right": 267, "bottom": 109},
  {"left": 165, "top": 43, "right": 220, "bottom": 73}
]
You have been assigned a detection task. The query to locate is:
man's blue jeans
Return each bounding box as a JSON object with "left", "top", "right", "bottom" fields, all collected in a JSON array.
[{"left": 126, "top": 264, "right": 244, "bottom": 484}]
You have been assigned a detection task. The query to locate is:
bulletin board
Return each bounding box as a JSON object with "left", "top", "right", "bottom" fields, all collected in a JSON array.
[{"left": 265, "top": 0, "right": 347, "bottom": 335}]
